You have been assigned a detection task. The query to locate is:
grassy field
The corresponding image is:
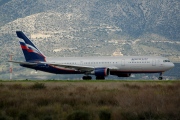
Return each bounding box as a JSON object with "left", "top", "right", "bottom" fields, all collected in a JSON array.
[{"left": 0, "top": 80, "right": 179, "bottom": 120}]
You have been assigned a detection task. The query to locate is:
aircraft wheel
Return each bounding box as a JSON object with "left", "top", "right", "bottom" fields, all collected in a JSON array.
[
  {"left": 158, "top": 77, "right": 163, "bottom": 80},
  {"left": 82, "top": 76, "right": 92, "bottom": 80},
  {"left": 158, "top": 72, "right": 163, "bottom": 80}
]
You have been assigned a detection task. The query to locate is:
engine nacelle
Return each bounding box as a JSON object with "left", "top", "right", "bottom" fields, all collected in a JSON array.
[
  {"left": 91, "top": 68, "right": 110, "bottom": 76},
  {"left": 117, "top": 73, "right": 131, "bottom": 77}
]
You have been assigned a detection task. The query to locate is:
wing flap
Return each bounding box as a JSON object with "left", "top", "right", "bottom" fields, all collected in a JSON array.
[{"left": 41, "top": 62, "right": 94, "bottom": 72}]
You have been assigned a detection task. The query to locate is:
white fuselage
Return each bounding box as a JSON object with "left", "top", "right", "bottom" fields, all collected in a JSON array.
[{"left": 46, "top": 56, "right": 174, "bottom": 73}]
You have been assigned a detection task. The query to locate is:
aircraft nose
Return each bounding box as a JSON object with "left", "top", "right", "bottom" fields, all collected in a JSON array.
[{"left": 170, "top": 62, "right": 174, "bottom": 69}]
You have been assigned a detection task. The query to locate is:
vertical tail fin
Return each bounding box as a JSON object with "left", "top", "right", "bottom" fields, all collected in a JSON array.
[{"left": 16, "top": 31, "right": 46, "bottom": 62}]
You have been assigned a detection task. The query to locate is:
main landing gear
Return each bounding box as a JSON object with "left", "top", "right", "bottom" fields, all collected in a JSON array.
[
  {"left": 158, "top": 72, "right": 163, "bottom": 80},
  {"left": 82, "top": 76, "right": 105, "bottom": 80},
  {"left": 82, "top": 76, "right": 92, "bottom": 80}
]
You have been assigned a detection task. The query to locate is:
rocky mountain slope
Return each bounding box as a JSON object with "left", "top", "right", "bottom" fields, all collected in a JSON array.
[{"left": 0, "top": 0, "right": 179, "bottom": 39}]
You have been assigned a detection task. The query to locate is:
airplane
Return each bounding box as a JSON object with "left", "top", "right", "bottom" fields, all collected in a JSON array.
[{"left": 9, "top": 31, "right": 174, "bottom": 80}]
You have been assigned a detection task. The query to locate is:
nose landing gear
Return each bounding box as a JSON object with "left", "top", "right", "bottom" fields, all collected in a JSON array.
[{"left": 158, "top": 72, "right": 163, "bottom": 80}]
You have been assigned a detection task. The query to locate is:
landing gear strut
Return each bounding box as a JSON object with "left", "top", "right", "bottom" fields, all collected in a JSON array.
[
  {"left": 158, "top": 73, "right": 163, "bottom": 80},
  {"left": 82, "top": 76, "right": 92, "bottom": 80}
]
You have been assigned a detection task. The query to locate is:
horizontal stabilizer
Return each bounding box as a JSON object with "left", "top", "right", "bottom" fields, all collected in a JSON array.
[{"left": 8, "top": 60, "right": 37, "bottom": 66}]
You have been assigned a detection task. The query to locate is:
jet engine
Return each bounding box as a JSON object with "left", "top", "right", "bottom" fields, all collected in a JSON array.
[{"left": 91, "top": 68, "right": 110, "bottom": 76}]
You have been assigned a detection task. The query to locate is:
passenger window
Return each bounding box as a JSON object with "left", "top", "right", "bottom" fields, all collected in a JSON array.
[{"left": 163, "top": 60, "right": 170, "bottom": 62}]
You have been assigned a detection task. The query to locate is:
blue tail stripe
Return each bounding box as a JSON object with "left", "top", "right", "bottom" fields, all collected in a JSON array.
[{"left": 16, "top": 31, "right": 38, "bottom": 49}]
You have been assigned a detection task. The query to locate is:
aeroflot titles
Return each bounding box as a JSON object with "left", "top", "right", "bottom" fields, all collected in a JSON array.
[{"left": 131, "top": 58, "right": 148, "bottom": 61}]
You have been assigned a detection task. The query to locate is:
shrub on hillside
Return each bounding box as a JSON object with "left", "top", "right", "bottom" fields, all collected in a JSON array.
[
  {"left": 18, "top": 112, "right": 29, "bottom": 120},
  {"left": 99, "top": 109, "right": 111, "bottom": 120},
  {"left": 30, "top": 82, "right": 46, "bottom": 89},
  {"left": 0, "top": 83, "right": 4, "bottom": 87},
  {"left": 10, "top": 84, "right": 24, "bottom": 89},
  {"left": 67, "top": 110, "right": 91, "bottom": 120}
]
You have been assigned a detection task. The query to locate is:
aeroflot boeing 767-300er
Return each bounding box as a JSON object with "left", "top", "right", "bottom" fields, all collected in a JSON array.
[{"left": 9, "top": 31, "right": 174, "bottom": 80}]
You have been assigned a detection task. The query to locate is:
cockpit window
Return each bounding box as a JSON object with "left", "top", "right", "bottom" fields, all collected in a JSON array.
[{"left": 163, "top": 60, "right": 170, "bottom": 62}]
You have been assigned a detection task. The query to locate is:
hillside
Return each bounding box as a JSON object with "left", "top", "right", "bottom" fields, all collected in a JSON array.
[
  {"left": 0, "top": 0, "right": 179, "bottom": 79},
  {"left": 0, "top": 0, "right": 179, "bottom": 39}
]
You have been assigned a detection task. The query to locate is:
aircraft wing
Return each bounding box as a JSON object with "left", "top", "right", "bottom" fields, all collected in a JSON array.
[
  {"left": 41, "top": 62, "right": 94, "bottom": 72},
  {"left": 8, "top": 61, "right": 118, "bottom": 72},
  {"left": 8, "top": 60, "right": 37, "bottom": 66}
]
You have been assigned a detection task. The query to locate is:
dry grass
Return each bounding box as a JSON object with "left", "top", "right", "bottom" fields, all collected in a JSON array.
[{"left": 0, "top": 81, "right": 179, "bottom": 120}]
